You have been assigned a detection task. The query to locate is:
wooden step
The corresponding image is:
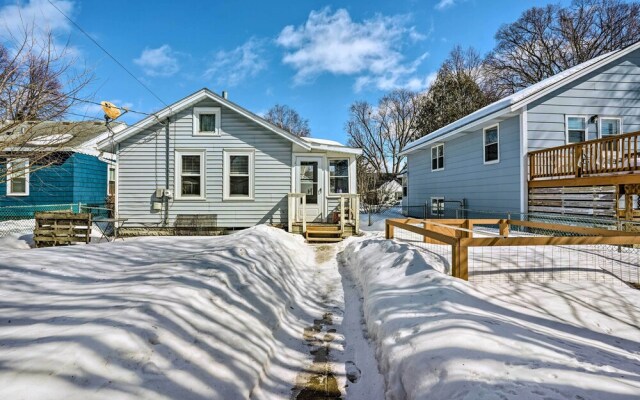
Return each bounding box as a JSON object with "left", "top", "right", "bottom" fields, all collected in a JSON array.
[
  {"left": 305, "top": 236, "right": 343, "bottom": 243},
  {"left": 306, "top": 230, "right": 343, "bottom": 237},
  {"left": 305, "top": 225, "right": 342, "bottom": 232}
]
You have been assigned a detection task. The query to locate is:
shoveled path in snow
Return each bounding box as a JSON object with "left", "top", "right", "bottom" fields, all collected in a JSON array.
[{"left": 289, "top": 244, "right": 385, "bottom": 400}]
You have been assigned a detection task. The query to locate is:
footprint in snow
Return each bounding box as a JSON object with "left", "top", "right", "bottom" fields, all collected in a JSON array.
[{"left": 345, "top": 361, "right": 361, "bottom": 383}]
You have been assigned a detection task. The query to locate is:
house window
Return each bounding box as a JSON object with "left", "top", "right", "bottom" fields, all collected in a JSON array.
[
  {"left": 193, "top": 107, "right": 221, "bottom": 136},
  {"left": 483, "top": 125, "right": 499, "bottom": 163},
  {"left": 175, "top": 150, "right": 205, "bottom": 199},
  {"left": 567, "top": 116, "right": 587, "bottom": 143},
  {"left": 431, "top": 197, "right": 444, "bottom": 217},
  {"left": 108, "top": 166, "right": 116, "bottom": 196},
  {"left": 431, "top": 144, "right": 444, "bottom": 171},
  {"left": 329, "top": 159, "right": 349, "bottom": 194},
  {"left": 600, "top": 117, "right": 622, "bottom": 138},
  {"left": 6, "top": 159, "right": 29, "bottom": 196},
  {"left": 224, "top": 150, "right": 254, "bottom": 200}
]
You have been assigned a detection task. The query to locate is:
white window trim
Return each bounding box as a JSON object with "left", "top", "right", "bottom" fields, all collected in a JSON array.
[
  {"left": 565, "top": 115, "right": 588, "bottom": 144},
  {"left": 223, "top": 149, "right": 255, "bottom": 201},
  {"left": 483, "top": 124, "right": 500, "bottom": 165},
  {"left": 107, "top": 165, "right": 116, "bottom": 196},
  {"left": 431, "top": 144, "right": 444, "bottom": 172},
  {"left": 598, "top": 116, "right": 623, "bottom": 138},
  {"left": 193, "top": 107, "right": 221, "bottom": 136},
  {"left": 327, "top": 157, "right": 350, "bottom": 197},
  {"left": 174, "top": 149, "right": 206, "bottom": 200},
  {"left": 6, "top": 158, "right": 29, "bottom": 196},
  {"left": 431, "top": 196, "right": 444, "bottom": 216}
]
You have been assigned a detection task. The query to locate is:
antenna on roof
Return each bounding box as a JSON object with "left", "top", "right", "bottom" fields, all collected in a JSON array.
[{"left": 101, "top": 101, "right": 129, "bottom": 122}]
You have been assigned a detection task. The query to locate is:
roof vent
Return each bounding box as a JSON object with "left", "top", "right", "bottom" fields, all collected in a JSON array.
[{"left": 222, "top": 90, "right": 228, "bottom": 99}]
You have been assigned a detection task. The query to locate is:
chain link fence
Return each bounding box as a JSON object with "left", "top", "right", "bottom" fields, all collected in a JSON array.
[{"left": 0, "top": 203, "right": 111, "bottom": 237}]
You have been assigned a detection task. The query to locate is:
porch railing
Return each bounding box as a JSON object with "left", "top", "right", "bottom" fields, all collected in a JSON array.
[
  {"left": 528, "top": 130, "right": 640, "bottom": 180},
  {"left": 338, "top": 194, "right": 360, "bottom": 233},
  {"left": 287, "top": 193, "right": 306, "bottom": 233}
]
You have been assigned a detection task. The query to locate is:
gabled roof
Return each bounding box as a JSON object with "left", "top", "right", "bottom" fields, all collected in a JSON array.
[
  {"left": 97, "top": 88, "right": 312, "bottom": 151},
  {"left": 400, "top": 41, "right": 640, "bottom": 156}
]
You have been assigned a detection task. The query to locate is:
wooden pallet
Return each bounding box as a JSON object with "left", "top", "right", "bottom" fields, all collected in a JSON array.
[{"left": 34, "top": 212, "right": 92, "bottom": 248}]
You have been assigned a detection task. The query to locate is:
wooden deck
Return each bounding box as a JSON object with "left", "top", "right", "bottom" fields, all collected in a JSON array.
[{"left": 528, "top": 130, "right": 640, "bottom": 187}]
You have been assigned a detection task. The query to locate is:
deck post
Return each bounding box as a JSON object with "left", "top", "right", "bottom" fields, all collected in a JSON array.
[
  {"left": 354, "top": 195, "right": 360, "bottom": 234},
  {"left": 340, "top": 196, "right": 345, "bottom": 232},
  {"left": 385, "top": 220, "right": 394, "bottom": 239},
  {"left": 287, "top": 195, "right": 293, "bottom": 232},
  {"left": 302, "top": 195, "right": 307, "bottom": 233}
]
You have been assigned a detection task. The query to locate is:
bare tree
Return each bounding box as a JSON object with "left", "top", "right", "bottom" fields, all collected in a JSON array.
[
  {"left": 415, "top": 46, "right": 495, "bottom": 136},
  {"left": 346, "top": 89, "right": 420, "bottom": 182},
  {"left": 0, "top": 27, "right": 94, "bottom": 185},
  {"left": 485, "top": 0, "right": 640, "bottom": 96},
  {"left": 263, "top": 104, "right": 310, "bottom": 137}
]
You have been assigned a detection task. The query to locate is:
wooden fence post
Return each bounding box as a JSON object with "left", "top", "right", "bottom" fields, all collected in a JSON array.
[
  {"left": 423, "top": 221, "right": 430, "bottom": 243},
  {"left": 385, "top": 221, "right": 395, "bottom": 239},
  {"left": 499, "top": 219, "right": 509, "bottom": 237}
]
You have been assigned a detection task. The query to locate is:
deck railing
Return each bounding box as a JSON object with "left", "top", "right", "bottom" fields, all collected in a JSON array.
[
  {"left": 338, "top": 193, "right": 360, "bottom": 233},
  {"left": 287, "top": 193, "right": 306, "bottom": 233},
  {"left": 528, "top": 130, "right": 640, "bottom": 180}
]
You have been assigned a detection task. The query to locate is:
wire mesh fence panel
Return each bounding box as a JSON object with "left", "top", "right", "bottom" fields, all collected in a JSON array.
[{"left": 0, "top": 203, "right": 109, "bottom": 237}]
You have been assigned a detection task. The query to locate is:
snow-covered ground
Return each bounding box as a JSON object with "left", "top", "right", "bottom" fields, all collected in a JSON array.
[{"left": 343, "top": 234, "right": 640, "bottom": 399}]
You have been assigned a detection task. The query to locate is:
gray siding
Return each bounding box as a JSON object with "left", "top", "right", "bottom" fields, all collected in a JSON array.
[
  {"left": 406, "top": 115, "right": 521, "bottom": 217},
  {"left": 117, "top": 99, "right": 292, "bottom": 228},
  {"left": 528, "top": 48, "right": 640, "bottom": 150}
]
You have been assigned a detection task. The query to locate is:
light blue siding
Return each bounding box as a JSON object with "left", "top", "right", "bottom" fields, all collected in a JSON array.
[
  {"left": 406, "top": 115, "right": 521, "bottom": 217},
  {"left": 117, "top": 99, "right": 293, "bottom": 228},
  {"left": 527, "top": 47, "right": 640, "bottom": 150}
]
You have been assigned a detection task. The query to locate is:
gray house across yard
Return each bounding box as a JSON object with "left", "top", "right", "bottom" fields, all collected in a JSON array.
[
  {"left": 401, "top": 41, "right": 640, "bottom": 221},
  {"left": 98, "top": 88, "right": 362, "bottom": 234}
]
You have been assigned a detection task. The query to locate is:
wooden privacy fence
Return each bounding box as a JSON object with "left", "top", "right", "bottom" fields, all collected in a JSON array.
[
  {"left": 34, "top": 212, "right": 92, "bottom": 248},
  {"left": 385, "top": 218, "right": 640, "bottom": 281}
]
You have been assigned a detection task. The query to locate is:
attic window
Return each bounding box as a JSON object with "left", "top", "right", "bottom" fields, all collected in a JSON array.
[{"left": 193, "top": 107, "right": 221, "bottom": 136}]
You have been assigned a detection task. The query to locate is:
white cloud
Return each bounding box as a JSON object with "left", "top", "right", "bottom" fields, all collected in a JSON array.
[
  {"left": 435, "top": 0, "right": 459, "bottom": 10},
  {"left": 133, "top": 45, "right": 180, "bottom": 77},
  {"left": 276, "top": 8, "right": 429, "bottom": 92},
  {"left": 204, "top": 38, "right": 266, "bottom": 87}
]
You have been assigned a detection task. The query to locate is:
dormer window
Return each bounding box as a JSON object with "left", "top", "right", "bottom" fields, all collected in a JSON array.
[{"left": 193, "top": 107, "right": 221, "bottom": 136}]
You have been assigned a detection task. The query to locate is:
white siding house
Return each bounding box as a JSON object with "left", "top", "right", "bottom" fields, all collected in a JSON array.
[{"left": 98, "top": 89, "right": 361, "bottom": 230}]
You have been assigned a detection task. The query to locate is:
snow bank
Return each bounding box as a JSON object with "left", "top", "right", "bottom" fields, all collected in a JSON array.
[
  {"left": 0, "top": 225, "right": 318, "bottom": 399},
  {"left": 342, "top": 236, "right": 640, "bottom": 400}
]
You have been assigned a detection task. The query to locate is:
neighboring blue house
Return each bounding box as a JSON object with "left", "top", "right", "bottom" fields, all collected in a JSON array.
[
  {"left": 0, "top": 121, "right": 121, "bottom": 218},
  {"left": 400, "top": 41, "right": 640, "bottom": 221}
]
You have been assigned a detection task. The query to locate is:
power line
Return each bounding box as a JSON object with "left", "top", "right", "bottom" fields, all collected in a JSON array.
[{"left": 46, "top": 0, "right": 168, "bottom": 108}]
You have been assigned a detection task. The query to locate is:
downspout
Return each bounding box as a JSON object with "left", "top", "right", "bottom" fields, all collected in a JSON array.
[{"left": 164, "top": 117, "right": 170, "bottom": 226}]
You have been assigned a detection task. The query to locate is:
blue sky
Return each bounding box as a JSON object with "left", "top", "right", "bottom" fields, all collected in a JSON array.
[{"left": 0, "top": 0, "right": 572, "bottom": 143}]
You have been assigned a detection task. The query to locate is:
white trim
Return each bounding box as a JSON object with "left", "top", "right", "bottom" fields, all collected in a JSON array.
[
  {"left": 401, "top": 41, "right": 640, "bottom": 156},
  {"left": 98, "top": 89, "right": 311, "bottom": 150},
  {"left": 565, "top": 115, "right": 588, "bottom": 144},
  {"left": 193, "top": 107, "right": 221, "bottom": 136},
  {"left": 519, "top": 106, "right": 528, "bottom": 214},
  {"left": 174, "top": 149, "right": 206, "bottom": 200},
  {"left": 223, "top": 149, "right": 255, "bottom": 201},
  {"left": 107, "top": 164, "right": 116, "bottom": 196},
  {"left": 598, "top": 116, "right": 623, "bottom": 138},
  {"left": 483, "top": 124, "right": 500, "bottom": 164},
  {"left": 431, "top": 144, "right": 444, "bottom": 171},
  {"left": 327, "top": 157, "right": 351, "bottom": 196},
  {"left": 294, "top": 155, "right": 325, "bottom": 220},
  {"left": 115, "top": 145, "right": 120, "bottom": 218},
  {"left": 430, "top": 196, "right": 445, "bottom": 216},
  {"left": 6, "top": 158, "right": 29, "bottom": 196}
]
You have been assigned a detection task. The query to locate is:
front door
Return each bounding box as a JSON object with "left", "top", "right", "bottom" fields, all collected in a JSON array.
[{"left": 296, "top": 156, "right": 324, "bottom": 222}]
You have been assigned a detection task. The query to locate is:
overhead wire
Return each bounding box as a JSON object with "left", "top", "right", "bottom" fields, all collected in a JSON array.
[{"left": 46, "top": 0, "right": 168, "bottom": 108}]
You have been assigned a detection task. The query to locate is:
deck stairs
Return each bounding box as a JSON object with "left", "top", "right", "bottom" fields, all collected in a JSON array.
[{"left": 305, "top": 225, "right": 344, "bottom": 243}]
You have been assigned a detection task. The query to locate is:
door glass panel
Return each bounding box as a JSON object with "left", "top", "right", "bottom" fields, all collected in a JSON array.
[{"left": 300, "top": 161, "right": 318, "bottom": 204}]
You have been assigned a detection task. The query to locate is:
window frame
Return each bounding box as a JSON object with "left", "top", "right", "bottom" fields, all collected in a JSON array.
[
  {"left": 223, "top": 149, "right": 255, "bottom": 201},
  {"left": 174, "top": 149, "right": 206, "bottom": 200},
  {"left": 327, "top": 158, "right": 350, "bottom": 196},
  {"left": 401, "top": 174, "right": 408, "bottom": 198},
  {"left": 193, "top": 107, "right": 221, "bottom": 136},
  {"left": 483, "top": 124, "right": 500, "bottom": 164},
  {"left": 565, "top": 115, "right": 588, "bottom": 144},
  {"left": 431, "top": 144, "right": 444, "bottom": 172},
  {"left": 599, "top": 117, "right": 623, "bottom": 138},
  {"left": 6, "top": 158, "right": 30, "bottom": 196},
  {"left": 430, "top": 196, "right": 444, "bottom": 217},
  {"left": 107, "top": 165, "right": 116, "bottom": 196}
]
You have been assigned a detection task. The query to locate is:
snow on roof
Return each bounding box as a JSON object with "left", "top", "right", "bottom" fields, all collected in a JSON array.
[
  {"left": 378, "top": 180, "right": 402, "bottom": 193},
  {"left": 401, "top": 44, "right": 636, "bottom": 155},
  {"left": 301, "top": 137, "right": 345, "bottom": 147}
]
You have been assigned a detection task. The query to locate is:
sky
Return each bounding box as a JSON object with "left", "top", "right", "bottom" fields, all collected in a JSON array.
[{"left": 0, "top": 0, "right": 573, "bottom": 144}]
